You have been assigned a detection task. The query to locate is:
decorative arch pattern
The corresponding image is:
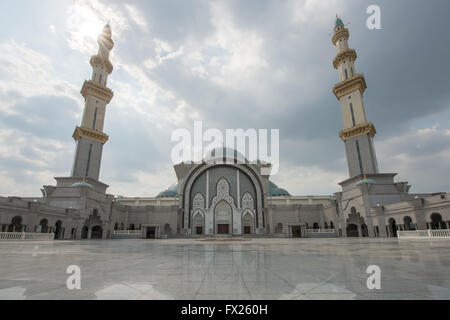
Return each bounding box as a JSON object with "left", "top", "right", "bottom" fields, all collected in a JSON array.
[
  {"left": 242, "top": 192, "right": 254, "bottom": 210},
  {"left": 182, "top": 163, "right": 264, "bottom": 232},
  {"left": 211, "top": 178, "right": 236, "bottom": 210},
  {"left": 192, "top": 193, "right": 205, "bottom": 210}
]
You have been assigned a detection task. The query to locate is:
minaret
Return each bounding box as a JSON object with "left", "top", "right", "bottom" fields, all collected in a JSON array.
[
  {"left": 332, "top": 16, "right": 379, "bottom": 178},
  {"left": 71, "top": 24, "right": 114, "bottom": 181}
]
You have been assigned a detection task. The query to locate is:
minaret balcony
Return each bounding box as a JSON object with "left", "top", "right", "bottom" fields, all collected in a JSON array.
[
  {"left": 81, "top": 80, "right": 114, "bottom": 103},
  {"left": 333, "top": 49, "right": 357, "bottom": 69},
  {"left": 339, "top": 122, "right": 376, "bottom": 141},
  {"left": 332, "top": 28, "right": 349, "bottom": 45},
  {"left": 90, "top": 55, "right": 113, "bottom": 75},
  {"left": 73, "top": 126, "right": 109, "bottom": 145},
  {"left": 333, "top": 74, "right": 367, "bottom": 99}
]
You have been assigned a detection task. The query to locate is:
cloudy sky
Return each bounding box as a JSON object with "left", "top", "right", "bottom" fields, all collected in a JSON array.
[{"left": 0, "top": 0, "right": 449, "bottom": 197}]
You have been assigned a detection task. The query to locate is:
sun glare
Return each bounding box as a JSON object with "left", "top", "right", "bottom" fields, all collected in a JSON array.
[{"left": 66, "top": 3, "right": 106, "bottom": 55}]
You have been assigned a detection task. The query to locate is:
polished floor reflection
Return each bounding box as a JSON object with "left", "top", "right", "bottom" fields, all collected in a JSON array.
[{"left": 0, "top": 238, "right": 449, "bottom": 300}]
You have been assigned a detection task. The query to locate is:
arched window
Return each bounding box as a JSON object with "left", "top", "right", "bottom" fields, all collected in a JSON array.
[
  {"left": 389, "top": 218, "right": 397, "bottom": 237},
  {"left": 345, "top": 69, "right": 348, "bottom": 79},
  {"left": 54, "top": 221, "right": 63, "bottom": 240},
  {"left": 91, "top": 226, "right": 103, "bottom": 239},
  {"left": 431, "top": 213, "right": 446, "bottom": 230},
  {"left": 403, "top": 216, "right": 413, "bottom": 231},
  {"left": 39, "top": 219, "right": 48, "bottom": 233},
  {"left": 275, "top": 223, "right": 283, "bottom": 234},
  {"left": 164, "top": 224, "right": 171, "bottom": 235},
  {"left": 9, "top": 216, "right": 23, "bottom": 232}
]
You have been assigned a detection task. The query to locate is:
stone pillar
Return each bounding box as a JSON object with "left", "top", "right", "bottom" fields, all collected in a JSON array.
[
  {"left": 233, "top": 209, "right": 242, "bottom": 236},
  {"left": 412, "top": 198, "right": 427, "bottom": 230},
  {"left": 76, "top": 226, "right": 83, "bottom": 240},
  {"left": 102, "top": 223, "right": 108, "bottom": 239},
  {"left": 374, "top": 206, "right": 388, "bottom": 238}
]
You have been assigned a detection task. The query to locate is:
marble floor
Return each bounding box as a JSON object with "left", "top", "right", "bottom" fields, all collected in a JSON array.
[{"left": 0, "top": 238, "right": 449, "bottom": 300}]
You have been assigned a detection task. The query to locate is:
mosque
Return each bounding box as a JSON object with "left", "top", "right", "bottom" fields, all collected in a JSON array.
[{"left": 0, "top": 18, "right": 449, "bottom": 240}]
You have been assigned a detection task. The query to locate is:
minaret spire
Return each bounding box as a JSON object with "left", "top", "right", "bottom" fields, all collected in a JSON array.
[
  {"left": 331, "top": 17, "right": 379, "bottom": 178},
  {"left": 71, "top": 24, "right": 115, "bottom": 181}
]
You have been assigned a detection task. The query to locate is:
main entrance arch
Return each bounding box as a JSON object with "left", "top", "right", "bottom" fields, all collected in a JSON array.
[
  {"left": 182, "top": 162, "right": 264, "bottom": 236},
  {"left": 91, "top": 225, "right": 103, "bottom": 239},
  {"left": 242, "top": 211, "right": 254, "bottom": 235},
  {"left": 215, "top": 200, "right": 232, "bottom": 235},
  {"left": 347, "top": 224, "right": 359, "bottom": 237}
]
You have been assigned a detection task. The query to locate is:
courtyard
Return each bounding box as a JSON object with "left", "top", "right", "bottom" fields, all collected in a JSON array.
[{"left": 0, "top": 238, "right": 449, "bottom": 300}]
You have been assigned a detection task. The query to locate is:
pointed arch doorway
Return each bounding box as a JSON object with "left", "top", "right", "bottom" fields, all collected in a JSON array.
[{"left": 215, "top": 200, "right": 232, "bottom": 235}]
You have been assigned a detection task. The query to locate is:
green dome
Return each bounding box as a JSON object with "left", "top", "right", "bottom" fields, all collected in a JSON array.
[
  {"left": 269, "top": 181, "right": 291, "bottom": 196},
  {"left": 157, "top": 189, "right": 178, "bottom": 197},
  {"left": 335, "top": 17, "right": 344, "bottom": 27},
  {"left": 168, "top": 183, "right": 178, "bottom": 193}
]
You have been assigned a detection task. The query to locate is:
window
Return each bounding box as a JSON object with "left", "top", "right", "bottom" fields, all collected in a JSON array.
[
  {"left": 350, "top": 103, "right": 356, "bottom": 126},
  {"left": 92, "top": 108, "right": 98, "bottom": 129},
  {"left": 99, "top": 74, "right": 103, "bottom": 85},
  {"left": 85, "top": 144, "right": 93, "bottom": 177},
  {"left": 356, "top": 141, "right": 364, "bottom": 174},
  {"left": 345, "top": 69, "right": 348, "bottom": 79},
  {"left": 351, "top": 67, "right": 354, "bottom": 76}
]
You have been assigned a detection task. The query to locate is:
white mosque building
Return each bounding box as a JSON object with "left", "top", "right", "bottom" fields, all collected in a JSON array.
[{"left": 0, "top": 18, "right": 449, "bottom": 240}]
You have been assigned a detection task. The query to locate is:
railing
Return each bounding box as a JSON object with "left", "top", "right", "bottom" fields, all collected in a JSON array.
[
  {"left": 112, "top": 230, "right": 142, "bottom": 235},
  {"left": 0, "top": 232, "right": 55, "bottom": 241},
  {"left": 306, "top": 229, "right": 336, "bottom": 234},
  {"left": 398, "top": 229, "right": 450, "bottom": 240}
]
